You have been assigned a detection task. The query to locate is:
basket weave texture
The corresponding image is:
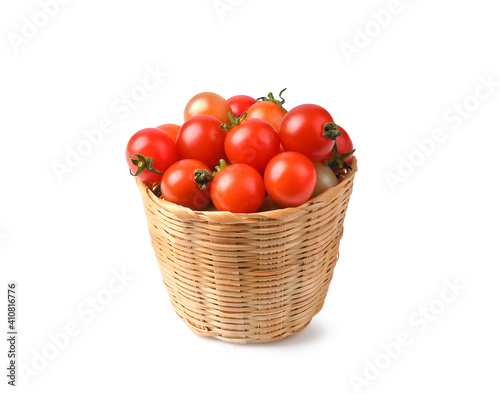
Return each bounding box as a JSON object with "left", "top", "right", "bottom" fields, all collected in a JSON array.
[{"left": 137, "top": 158, "right": 357, "bottom": 343}]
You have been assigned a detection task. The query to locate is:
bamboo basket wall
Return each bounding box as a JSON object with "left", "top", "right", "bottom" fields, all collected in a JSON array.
[{"left": 137, "top": 158, "right": 357, "bottom": 343}]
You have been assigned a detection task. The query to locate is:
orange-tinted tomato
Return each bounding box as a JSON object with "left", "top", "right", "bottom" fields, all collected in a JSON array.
[
  {"left": 184, "top": 92, "right": 232, "bottom": 123},
  {"left": 156, "top": 123, "right": 180, "bottom": 143},
  {"left": 246, "top": 101, "right": 287, "bottom": 132}
]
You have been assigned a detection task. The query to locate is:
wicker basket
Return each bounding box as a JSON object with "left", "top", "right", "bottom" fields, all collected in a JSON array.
[{"left": 137, "top": 158, "right": 357, "bottom": 343}]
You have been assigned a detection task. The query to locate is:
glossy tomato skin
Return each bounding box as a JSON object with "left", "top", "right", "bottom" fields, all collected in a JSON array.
[
  {"left": 211, "top": 164, "right": 265, "bottom": 213},
  {"left": 126, "top": 128, "right": 178, "bottom": 183},
  {"left": 224, "top": 118, "right": 281, "bottom": 172},
  {"left": 176, "top": 115, "right": 227, "bottom": 170},
  {"left": 335, "top": 125, "right": 354, "bottom": 165},
  {"left": 156, "top": 123, "right": 180, "bottom": 143},
  {"left": 184, "top": 92, "right": 232, "bottom": 123},
  {"left": 264, "top": 152, "right": 316, "bottom": 207},
  {"left": 319, "top": 125, "right": 355, "bottom": 164},
  {"left": 227, "top": 95, "right": 257, "bottom": 117},
  {"left": 246, "top": 101, "right": 287, "bottom": 132},
  {"left": 279, "top": 104, "right": 335, "bottom": 162},
  {"left": 161, "top": 159, "right": 211, "bottom": 210}
]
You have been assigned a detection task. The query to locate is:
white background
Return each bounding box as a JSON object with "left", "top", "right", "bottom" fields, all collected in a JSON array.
[{"left": 1, "top": 0, "right": 499, "bottom": 393}]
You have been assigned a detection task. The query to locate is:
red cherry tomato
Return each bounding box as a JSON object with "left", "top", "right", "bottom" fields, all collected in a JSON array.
[
  {"left": 156, "top": 123, "right": 180, "bottom": 143},
  {"left": 224, "top": 118, "right": 281, "bottom": 172},
  {"left": 211, "top": 164, "right": 265, "bottom": 213},
  {"left": 126, "top": 128, "right": 177, "bottom": 183},
  {"left": 264, "top": 152, "right": 316, "bottom": 207},
  {"left": 227, "top": 95, "right": 257, "bottom": 117},
  {"left": 161, "top": 159, "right": 211, "bottom": 210},
  {"left": 176, "top": 115, "right": 227, "bottom": 170},
  {"left": 319, "top": 124, "right": 356, "bottom": 169},
  {"left": 184, "top": 92, "right": 232, "bottom": 123},
  {"left": 246, "top": 101, "right": 287, "bottom": 132},
  {"left": 279, "top": 104, "right": 335, "bottom": 162},
  {"left": 335, "top": 125, "right": 354, "bottom": 166}
]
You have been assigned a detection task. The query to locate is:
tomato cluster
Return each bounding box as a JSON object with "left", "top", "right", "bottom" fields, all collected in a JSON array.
[{"left": 126, "top": 90, "right": 355, "bottom": 213}]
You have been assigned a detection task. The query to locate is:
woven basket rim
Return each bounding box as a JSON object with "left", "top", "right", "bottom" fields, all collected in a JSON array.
[{"left": 136, "top": 157, "right": 357, "bottom": 223}]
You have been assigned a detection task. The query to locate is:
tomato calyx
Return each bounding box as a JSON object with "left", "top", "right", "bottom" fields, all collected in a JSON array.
[
  {"left": 214, "top": 159, "right": 228, "bottom": 173},
  {"left": 129, "top": 154, "right": 164, "bottom": 177},
  {"left": 194, "top": 159, "right": 227, "bottom": 190},
  {"left": 323, "top": 122, "right": 343, "bottom": 140},
  {"left": 256, "top": 88, "right": 287, "bottom": 109},
  {"left": 325, "top": 148, "right": 356, "bottom": 172},
  {"left": 221, "top": 112, "right": 247, "bottom": 131},
  {"left": 322, "top": 125, "right": 356, "bottom": 172},
  {"left": 193, "top": 169, "right": 213, "bottom": 190}
]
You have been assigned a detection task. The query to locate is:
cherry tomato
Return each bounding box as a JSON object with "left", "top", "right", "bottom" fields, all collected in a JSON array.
[
  {"left": 246, "top": 101, "right": 287, "bottom": 132},
  {"left": 161, "top": 159, "right": 211, "bottom": 210},
  {"left": 320, "top": 124, "right": 356, "bottom": 173},
  {"left": 311, "top": 162, "right": 338, "bottom": 198},
  {"left": 224, "top": 118, "right": 281, "bottom": 172},
  {"left": 227, "top": 95, "right": 257, "bottom": 117},
  {"left": 264, "top": 152, "right": 316, "bottom": 207},
  {"left": 156, "top": 123, "right": 180, "bottom": 143},
  {"left": 176, "top": 115, "right": 227, "bottom": 170},
  {"left": 335, "top": 125, "right": 354, "bottom": 166},
  {"left": 126, "top": 128, "right": 177, "bottom": 183},
  {"left": 184, "top": 92, "right": 232, "bottom": 123},
  {"left": 211, "top": 164, "right": 265, "bottom": 213},
  {"left": 279, "top": 104, "right": 335, "bottom": 162}
]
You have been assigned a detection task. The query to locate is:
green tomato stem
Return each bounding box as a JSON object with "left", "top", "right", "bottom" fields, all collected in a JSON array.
[
  {"left": 323, "top": 122, "right": 342, "bottom": 140},
  {"left": 129, "top": 154, "right": 164, "bottom": 177},
  {"left": 221, "top": 112, "right": 247, "bottom": 131},
  {"left": 194, "top": 169, "right": 213, "bottom": 190},
  {"left": 194, "top": 159, "right": 228, "bottom": 190},
  {"left": 256, "top": 88, "right": 287, "bottom": 109}
]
